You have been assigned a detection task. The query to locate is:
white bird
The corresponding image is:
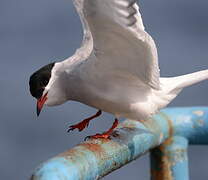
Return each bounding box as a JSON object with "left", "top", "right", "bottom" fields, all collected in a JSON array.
[{"left": 29, "top": 0, "right": 208, "bottom": 139}]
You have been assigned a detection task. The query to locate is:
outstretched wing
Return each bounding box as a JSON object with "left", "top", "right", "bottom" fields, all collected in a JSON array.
[{"left": 72, "top": 0, "right": 160, "bottom": 89}]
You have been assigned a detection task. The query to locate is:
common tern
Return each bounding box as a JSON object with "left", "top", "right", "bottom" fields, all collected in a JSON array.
[{"left": 29, "top": 0, "right": 208, "bottom": 139}]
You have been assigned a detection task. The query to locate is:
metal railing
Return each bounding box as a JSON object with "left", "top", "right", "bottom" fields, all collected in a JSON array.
[{"left": 31, "top": 107, "right": 208, "bottom": 180}]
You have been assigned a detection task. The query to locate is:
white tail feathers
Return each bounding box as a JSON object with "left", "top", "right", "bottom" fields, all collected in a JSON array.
[{"left": 160, "top": 69, "right": 208, "bottom": 95}]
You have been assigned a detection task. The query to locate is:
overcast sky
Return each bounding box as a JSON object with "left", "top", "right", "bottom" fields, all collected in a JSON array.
[{"left": 1, "top": 0, "right": 208, "bottom": 179}]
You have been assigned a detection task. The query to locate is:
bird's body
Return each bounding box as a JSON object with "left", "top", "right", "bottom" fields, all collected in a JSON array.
[
  {"left": 29, "top": 0, "right": 208, "bottom": 138},
  {"left": 51, "top": 59, "right": 161, "bottom": 120}
]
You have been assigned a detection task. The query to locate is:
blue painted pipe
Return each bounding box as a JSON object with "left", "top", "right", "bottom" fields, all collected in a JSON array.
[
  {"left": 160, "top": 107, "right": 208, "bottom": 144},
  {"left": 31, "top": 107, "right": 208, "bottom": 180},
  {"left": 150, "top": 136, "right": 189, "bottom": 180}
]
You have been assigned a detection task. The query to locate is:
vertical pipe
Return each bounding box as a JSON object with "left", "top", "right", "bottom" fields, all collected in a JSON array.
[{"left": 150, "top": 136, "right": 189, "bottom": 180}]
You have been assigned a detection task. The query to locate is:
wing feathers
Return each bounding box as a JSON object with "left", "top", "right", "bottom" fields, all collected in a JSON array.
[{"left": 72, "top": 0, "right": 160, "bottom": 89}]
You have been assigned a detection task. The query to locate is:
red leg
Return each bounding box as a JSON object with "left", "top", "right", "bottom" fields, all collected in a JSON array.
[
  {"left": 85, "top": 118, "right": 119, "bottom": 140},
  {"left": 67, "top": 110, "right": 102, "bottom": 132}
]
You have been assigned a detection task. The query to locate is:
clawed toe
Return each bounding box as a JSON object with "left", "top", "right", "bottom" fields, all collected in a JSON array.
[
  {"left": 67, "top": 110, "right": 102, "bottom": 133},
  {"left": 67, "top": 126, "right": 76, "bottom": 132},
  {"left": 84, "top": 118, "right": 118, "bottom": 141},
  {"left": 67, "top": 122, "right": 89, "bottom": 132}
]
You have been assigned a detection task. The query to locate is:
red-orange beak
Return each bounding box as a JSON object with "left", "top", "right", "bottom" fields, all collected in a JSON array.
[{"left": 37, "top": 92, "right": 48, "bottom": 116}]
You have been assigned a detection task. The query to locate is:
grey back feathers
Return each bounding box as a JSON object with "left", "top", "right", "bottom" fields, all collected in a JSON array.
[{"left": 29, "top": 62, "right": 55, "bottom": 99}]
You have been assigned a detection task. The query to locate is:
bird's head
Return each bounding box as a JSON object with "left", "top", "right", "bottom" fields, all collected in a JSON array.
[{"left": 29, "top": 62, "right": 67, "bottom": 116}]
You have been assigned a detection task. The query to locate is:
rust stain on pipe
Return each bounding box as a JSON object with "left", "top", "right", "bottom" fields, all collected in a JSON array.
[
  {"left": 150, "top": 112, "right": 175, "bottom": 180},
  {"left": 151, "top": 143, "right": 174, "bottom": 180}
]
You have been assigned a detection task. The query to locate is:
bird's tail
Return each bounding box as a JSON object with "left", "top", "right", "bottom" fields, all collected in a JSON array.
[{"left": 159, "top": 69, "right": 208, "bottom": 107}]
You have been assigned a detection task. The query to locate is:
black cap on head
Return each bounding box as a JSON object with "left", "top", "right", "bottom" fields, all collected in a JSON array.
[{"left": 29, "top": 62, "right": 55, "bottom": 99}]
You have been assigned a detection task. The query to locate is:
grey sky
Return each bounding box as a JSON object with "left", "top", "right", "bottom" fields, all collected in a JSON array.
[{"left": 0, "top": 0, "right": 208, "bottom": 179}]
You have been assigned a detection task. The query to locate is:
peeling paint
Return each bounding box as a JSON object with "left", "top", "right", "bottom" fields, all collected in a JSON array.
[
  {"left": 193, "top": 110, "right": 204, "bottom": 116},
  {"left": 196, "top": 119, "right": 204, "bottom": 127}
]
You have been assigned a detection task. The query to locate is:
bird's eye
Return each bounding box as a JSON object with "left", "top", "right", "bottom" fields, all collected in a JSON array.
[{"left": 41, "top": 78, "right": 49, "bottom": 86}]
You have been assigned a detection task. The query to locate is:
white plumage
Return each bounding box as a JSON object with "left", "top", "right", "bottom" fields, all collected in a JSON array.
[{"left": 44, "top": 0, "right": 208, "bottom": 121}]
